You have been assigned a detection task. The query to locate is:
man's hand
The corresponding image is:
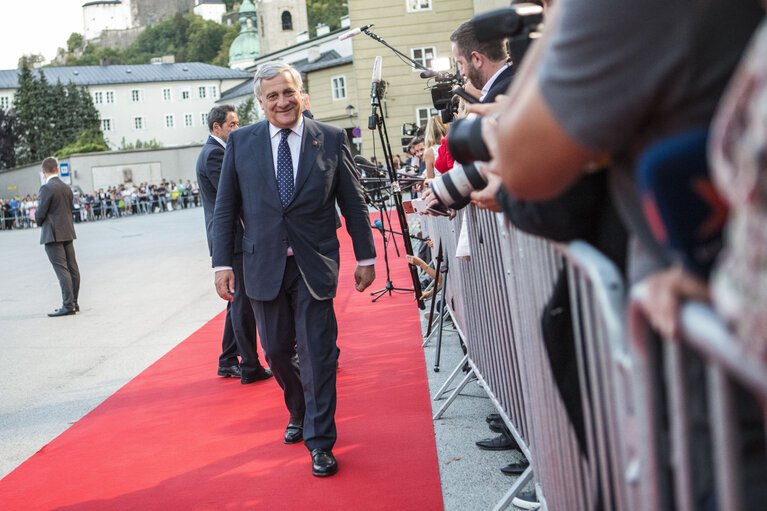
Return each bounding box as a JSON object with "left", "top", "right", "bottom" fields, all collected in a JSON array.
[
  {"left": 354, "top": 264, "right": 376, "bottom": 292},
  {"left": 215, "top": 270, "right": 236, "bottom": 302},
  {"left": 470, "top": 169, "right": 502, "bottom": 212},
  {"left": 637, "top": 266, "right": 710, "bottom": 340}
]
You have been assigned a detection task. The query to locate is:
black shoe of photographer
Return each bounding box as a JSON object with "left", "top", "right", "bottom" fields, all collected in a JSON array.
[
  {"left": 488, "top": 417, "right": 505, "bottom": 433},
  {"left": 501, "top": 460, "right": 529, "bottom": 476},
  {"left": 486, "top": 413, "right": 501, "bottom": 424},
  {"left": 476, "top": 433, "right": 517, "bottom": 451}
]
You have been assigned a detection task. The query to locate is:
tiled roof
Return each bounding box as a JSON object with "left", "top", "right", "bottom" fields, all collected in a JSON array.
[
  {"left": 0, "top": 63, "right": 252, "bottom": 89},
  {"left": 218, "top": 79, "right": 253, "bottom": 102}
]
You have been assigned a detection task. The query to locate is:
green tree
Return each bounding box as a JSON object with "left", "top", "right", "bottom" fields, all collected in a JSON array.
[
  {"left": 12, "top": 59, "right": 105, "bottom": 165},
  {"left": 212, "top": 22, "right": 241, "bottom": 67},
  {"left": 67, "top": 33, "right": 85, "bottom": 53},
  {"left": 236, "top": 97, "right": 260, "bottom": 127},
  {"left": 0, "top": 108, "right": 20, "bottom": 169},
  {"left": 307, "top": 0, "right": 349, "bottom": 37},
  {"left": 55, "top": 128, "right": 109, "bottom": 158}
]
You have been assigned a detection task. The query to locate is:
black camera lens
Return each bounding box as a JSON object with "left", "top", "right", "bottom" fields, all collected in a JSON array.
[{"left": 448, "top": 117, "right": 491, "bottom": 164}]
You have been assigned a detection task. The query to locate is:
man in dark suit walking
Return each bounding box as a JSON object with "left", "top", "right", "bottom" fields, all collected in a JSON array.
[
  {"left": 197, "top": 105, "right": 272, "bottom": 384},
  {"left": 36, "top": 157, "right": 80, "bottom": 317},
  {"left": 212, "top": 62, "right": 376, "bottom": 477}
]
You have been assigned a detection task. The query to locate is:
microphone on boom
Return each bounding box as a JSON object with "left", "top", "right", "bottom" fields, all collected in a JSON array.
[
  {"left": 338, "top": 24, "right": 373, "bottom": 41},
  {"left": 368, "top": 56, "right": 383, "bottom": 130}
]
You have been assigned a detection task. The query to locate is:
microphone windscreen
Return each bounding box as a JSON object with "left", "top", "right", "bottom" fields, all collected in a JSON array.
[{"left": 374, "top": 219, "right": 383, "bottom": 228}]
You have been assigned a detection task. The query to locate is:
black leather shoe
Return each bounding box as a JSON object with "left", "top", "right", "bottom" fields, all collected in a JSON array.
[
  {"left": 241, "top": 367, "right": 273, "bottom": 384},
  {"left": 74, "top": 303, "right": 80, "bottom": 313},
  {"left": 500, "top": 460, "right": 530, "bottom": 476},
  {"left": 284, "top": 418, "right": 303, "bottom": 444},
  {"left": 489, "top": 418, "right": 505, "bottom": 433},
  {"left": 486, "top": 413, "right": 501, "bottom": 424},
  {"left": 476, "top": 433, "right": 518, "bottom": 451},
  {"left": 311, "top": 448, "right": 338, "bottom": 477},
  {"left": 48, "top": 308, "right": 75, "bottom": 317},
  {"left": 217, "top": 364, "right": 242, "bottom": 378}
]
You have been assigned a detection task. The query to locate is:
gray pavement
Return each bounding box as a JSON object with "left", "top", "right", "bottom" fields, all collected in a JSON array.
[
  {"left": 0, "top": 207, "right": 223, "bottom": 479},
  {"left": 0, "top": 207, "right": 524, "bottom": 509}
]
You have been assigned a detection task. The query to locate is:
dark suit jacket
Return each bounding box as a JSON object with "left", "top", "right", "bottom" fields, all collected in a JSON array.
[
  {"left": 483, "top": 64, "right": 515, "bottom": 104},
  {"left": 35, "top": 176, "right": 76, "bottom": 245},
  {"left": 212, "top": 118, "right": 376, "bottom": 301},
  {"left": 196, "top": 136, "right": 243, "bottom": 256}
]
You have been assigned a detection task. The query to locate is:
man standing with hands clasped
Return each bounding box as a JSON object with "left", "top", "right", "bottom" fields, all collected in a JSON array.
[
  {"left": 212, "top": 62, "right": 376, "bottom": 477},
  {"left": 36, "top": 157, "right": 80, "bottom": 317}
]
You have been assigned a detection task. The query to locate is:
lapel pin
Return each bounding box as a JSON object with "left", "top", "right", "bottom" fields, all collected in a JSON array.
[{"left": 312, "top": 140, "right": 319, "bottom": 147}]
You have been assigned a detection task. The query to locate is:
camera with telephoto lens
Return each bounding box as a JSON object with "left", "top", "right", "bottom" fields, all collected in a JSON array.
[{"left": 427, "top": 2, "right": 544, "bottom": 209}]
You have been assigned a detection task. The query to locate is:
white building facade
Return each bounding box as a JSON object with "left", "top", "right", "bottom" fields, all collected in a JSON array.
[{"left": 0, "top": 63, "right": 252, "bottom": 150}]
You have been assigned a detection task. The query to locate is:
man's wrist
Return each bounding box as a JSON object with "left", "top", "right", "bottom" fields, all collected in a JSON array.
[
  {"left": 213, "top": 266, "right": 233, "bottom": 272},
  {"left": 357, "top": 258, "right": 376, "bottom": 266}
]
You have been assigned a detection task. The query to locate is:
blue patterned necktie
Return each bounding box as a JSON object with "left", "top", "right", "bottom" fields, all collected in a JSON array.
[{"left": 276, "top": 128, "right": 294, "bottom": 208}]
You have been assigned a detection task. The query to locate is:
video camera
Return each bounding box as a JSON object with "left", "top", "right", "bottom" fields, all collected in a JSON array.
[{"left": 429, "top": 2, "right": 545, "bottom": 209}]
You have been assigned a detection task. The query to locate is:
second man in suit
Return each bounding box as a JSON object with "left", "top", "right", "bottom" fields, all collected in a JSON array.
[
  {"left": 197, "top": 105, "right": 272, "bottom": 384},
  {"left": 212, "top": 62, "right": 376, "bottom": 477}
]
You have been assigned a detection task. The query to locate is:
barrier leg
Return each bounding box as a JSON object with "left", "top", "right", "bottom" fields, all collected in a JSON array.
[
  {"left": 492, "top": 465, "right": 534, "bottom": 511},
  {"left": 433, "top": 261, "right": 449, "bottom": 372},
  {"left": 708, "top": 366, "right": 741, "bottom": 511},
  {"left": 425, "top": 243, "right": 443, "bottom": 338},
  {"left": 433, "top": 365, "right": 475, "bottom": 420},
  {"left": 433, "top": 354, "right": 469, "bottom": 401}
]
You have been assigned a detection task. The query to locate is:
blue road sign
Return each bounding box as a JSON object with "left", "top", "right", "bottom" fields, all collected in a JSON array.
[
  {"left": 59, "top": 163, "right": 70, "bottom": 177},
  {"left": 352, "top": 127, "right": 362, "bottom": 137}
]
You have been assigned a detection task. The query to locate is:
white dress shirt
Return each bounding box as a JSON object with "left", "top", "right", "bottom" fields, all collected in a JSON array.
[{"left": 209, "top": 134, "right": 226, "bottom": 148}]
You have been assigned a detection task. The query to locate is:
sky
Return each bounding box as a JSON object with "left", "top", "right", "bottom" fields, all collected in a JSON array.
[{"left": 0, "top": 0, "right": 85, "bottom": 70}]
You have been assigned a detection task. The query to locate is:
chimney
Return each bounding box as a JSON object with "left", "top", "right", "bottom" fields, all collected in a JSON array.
[
  {"left": 296, "top": 31, "right": 309, "bottom": 43},
  {"left": 307, "top": 45, "right": 321, "bottom": 63},
  {"left": 316, "top": 23, "right": 330, "bottom": 36},
  {"left": 341, "top": 15, "right": 350, "bottom": 28}
]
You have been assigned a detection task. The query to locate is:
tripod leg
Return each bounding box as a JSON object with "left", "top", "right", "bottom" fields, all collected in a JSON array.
[
  {"left": 433, "top": 264, "right": 449, "bottom": 372},
  {"left": 425, "top": 243, "right": 443, "bottom": 337}
]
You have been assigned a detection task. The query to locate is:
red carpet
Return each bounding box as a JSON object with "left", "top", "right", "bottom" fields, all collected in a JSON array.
[{"left": 0, "top": 216, "right": 442, "bottom": 510}]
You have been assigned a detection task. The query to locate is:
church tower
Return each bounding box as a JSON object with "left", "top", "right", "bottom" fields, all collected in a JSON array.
[
  {"left": 229, "top": 0, "right": 260, "bottom": 69},
  {"left": 255, "top": 0, "right": 309, "bottom": 56}
]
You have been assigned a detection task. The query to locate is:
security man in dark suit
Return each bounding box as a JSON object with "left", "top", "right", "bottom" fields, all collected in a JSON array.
[
  {"left": 36, "top": 157, "right": 80, "bottom": 317},
  {"left": 212, "top": 62, "right": 376, "bottom": 477},
  {"left": 196, "top": 105, "right": 272, "bottom": 384}
]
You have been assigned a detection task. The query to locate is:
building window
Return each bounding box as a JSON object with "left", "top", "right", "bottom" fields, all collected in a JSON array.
[
  {"left": 162, "top": 88, "right": 172, "bottom": 101},
  {"left": 411, "top": 47, "right": 436, "bottom": 71},
  {"left": 105, "top": 91, "right": 114, "bottom": 103},
  {"left": 93, "top": 91, "right": 103, "bottom": 104},
  {"left": 133, "top": 116, "right": 145, "bottom": 130},
  {"left": 201, "top": 112, "right": 208, "bottom": 127},
  {"left": 165, "top": 114, "right": 175, "bottom": 128},
  {"left": 281, "top": 11, "right": 293, "bottom": 30},
  {"left": 101, "top": 118, "right": 113, "bottom": 132},
  {"left": 416, "top": 106, "right": 438, "bottom": 127},
  {"left": 331, "top": 76, "right": 347, "bottom": 101},
  {"left": 198, "top": 86, "right": 206, "bottom": 99},
  {"left": 181, "top": 88, "right": 191, "bottom": 100},
  {"left": 209, "top": 86, "right": 217, "bottom": 99},
  {"left": 0, "top": 96, "right": 9, "bottom": 110},
  {"left": 184, "top": 113, "right": 193, "bottom": 127},
  {"left": 131, "top": 89, "right": 142, "bottom": 102},
  {"left": 407, "top": 0, "right": 432, "bottom": 12}
]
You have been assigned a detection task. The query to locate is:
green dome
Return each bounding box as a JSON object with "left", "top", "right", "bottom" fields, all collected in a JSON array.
[{"left": 229, "top": 1, "right": 259, "bottom": 64}]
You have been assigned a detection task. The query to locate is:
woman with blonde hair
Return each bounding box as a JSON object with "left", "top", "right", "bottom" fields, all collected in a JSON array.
[{"left": 423, "top": 115, "right": 447, "bottom": 179}]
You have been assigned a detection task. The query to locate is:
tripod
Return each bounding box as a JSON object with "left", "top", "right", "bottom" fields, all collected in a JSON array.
[
  {"left": 369, "top": 196, "right": 413, "bottom": 301},
  {"left": 368, "top": 78, "right": 424, "bottom": 308}
]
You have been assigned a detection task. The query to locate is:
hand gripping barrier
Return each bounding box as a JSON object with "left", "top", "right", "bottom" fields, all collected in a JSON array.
[{"left": 629, "top": 293, "right": 767, "bottom": 511}]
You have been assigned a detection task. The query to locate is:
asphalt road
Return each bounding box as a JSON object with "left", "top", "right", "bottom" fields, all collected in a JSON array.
[{"left": 0, "top": 207, "right": 224, "bottom": 479}]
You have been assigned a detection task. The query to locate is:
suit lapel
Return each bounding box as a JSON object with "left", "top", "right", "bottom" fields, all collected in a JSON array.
[
  {"left": 291, "top": 118, "right": 322, "bottom": 204},
  {"left": 249, "top": 122, "right": 281, "bottom": 205}
]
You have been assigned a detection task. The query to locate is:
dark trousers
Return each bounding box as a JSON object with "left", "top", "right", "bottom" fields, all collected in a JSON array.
[
  {"left": 251, "top": 256, "right": 339, "bottom": 451},
  {"left": 219, "top": 251, "right": 262, "bottom": 375},
  {"left": 44, "top": 241, "right": 80, "bottom": 309}
]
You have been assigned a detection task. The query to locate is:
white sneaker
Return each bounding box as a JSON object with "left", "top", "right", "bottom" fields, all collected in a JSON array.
[{"left": 512, "top": 490, "right": 541, "bottom": 510}]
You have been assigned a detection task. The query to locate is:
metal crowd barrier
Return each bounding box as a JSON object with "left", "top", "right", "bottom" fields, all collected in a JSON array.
[
  {"left": 629, "top": 293, "right": 767, "bottom": 511},
  {"left": 421, "top": 206, "right": 635, "bottom": 510}
]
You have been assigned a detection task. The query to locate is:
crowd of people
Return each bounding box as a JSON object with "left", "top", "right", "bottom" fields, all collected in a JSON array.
[{"left": 0, "top": 179, "right": 202, "bottom": 230}]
